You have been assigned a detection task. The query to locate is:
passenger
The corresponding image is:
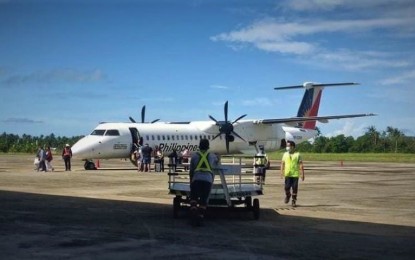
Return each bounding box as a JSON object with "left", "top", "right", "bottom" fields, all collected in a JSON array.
[
  {"left": 62, "top": 144, "right": 73, "bottom": 171},
  {"left": 134, "top": 145, "right": 143, "bottom": 172},
  {"left": 189, "top": 139, "right": 220, "bottom": 226},
  {"left": 141, "top": 143, "right": 153, "bottom": 172},
  {"left": 181, "top": 148, "right": 190, "bottom": 170},
  {"left": 45, "top": 146, "right": 54, "bottom": 172},
  {"left": 36, "top": 145, "right": 47, "bottom": 172},
  {"left": 281, "top": 141, "right": 305, "bottom": 207},
  {"left": 154, "top": 145, "right": 164, "bottom": 172},
  {"left": 168, "top": 148, "right": 178, "bottom": 172}
]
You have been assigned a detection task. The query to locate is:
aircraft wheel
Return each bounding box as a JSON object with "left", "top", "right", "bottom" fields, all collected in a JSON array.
[
  {"left": 84, "top": 160, "right": 96, "bottom": 170},
  {"left": 173, "top": 197, "right": 181, "bottom": 218},
  {"left": 245, "top": 196, "right": 252, "bottom": 209},
  {"left": 253, "top": 198, "right": 260, "bottom": 220}
]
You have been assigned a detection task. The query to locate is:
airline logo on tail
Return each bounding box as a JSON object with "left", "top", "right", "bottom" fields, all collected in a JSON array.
[{"left": 297, "top": 87, "right": 323, "bottom": 129}]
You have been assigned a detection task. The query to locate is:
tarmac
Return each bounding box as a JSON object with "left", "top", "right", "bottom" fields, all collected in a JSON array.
[{"left": 0, "top": 153, "right": 414, "bottom": 259}]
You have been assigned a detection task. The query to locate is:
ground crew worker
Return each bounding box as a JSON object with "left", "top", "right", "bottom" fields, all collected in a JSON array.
[
  {"left": 254, "top": 146, "right": 268, "bottom": 183},
  {"left": 188, "top": 138, "right": 219, "bottom": 226},
  {"left": 281, "top": 141, "right": 305, "bottom": 207},
  {"left": 62, "top": 144, "right": 72, "bottom": 171}
]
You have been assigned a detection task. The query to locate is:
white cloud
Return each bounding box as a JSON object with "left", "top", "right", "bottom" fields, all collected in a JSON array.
[
  {"left": 380, "top": 69, "right": 415, "bottom": 85},
  {"left": 2, "top": 68, "right": 106, "bottom": 86},
  {"left": 325, "top": 120, "right": 367, "bottom": 138},
  {"left": 211, "top": 15, "right": 414, "bottom": 71},
  {"left": 210, "top": 84, "right": 229, "bottom": 89},
  {"left": 241, "top": 98, "right": 273, "bottom": 107}
]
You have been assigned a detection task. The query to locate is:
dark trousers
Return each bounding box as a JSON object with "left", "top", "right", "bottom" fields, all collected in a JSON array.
[
  {"left": 190, "top": 180, "right": 212, "bottom": 207},
  {"left": 64, "top": 157, "right": 71, "bottom": 171},
  {"left": 285, "top": 177, "right": 299, "bottom": 199}
]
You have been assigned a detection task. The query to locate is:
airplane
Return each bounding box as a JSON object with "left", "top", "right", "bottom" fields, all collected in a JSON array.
[{"left": 71, "top": 82, "right": 376, "bottom": 169}]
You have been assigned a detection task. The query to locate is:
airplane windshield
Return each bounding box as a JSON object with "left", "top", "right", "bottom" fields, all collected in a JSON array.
[
  {"left": 105, "top": 130, "right": 120, "bottom": 136},
  {"left": 90, "top": 129, "right": 106, "bottom": 136}
]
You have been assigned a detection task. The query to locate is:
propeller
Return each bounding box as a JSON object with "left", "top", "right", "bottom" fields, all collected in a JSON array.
[
  {"left": 209, "top": 101, "right": 247, "bottom": 153},
  {"left": 129, "top": 105, "right": 160, "bottom": 123}
]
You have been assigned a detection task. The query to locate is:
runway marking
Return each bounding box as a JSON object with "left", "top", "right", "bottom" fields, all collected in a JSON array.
[{"left": 274, "top": 208, "right": 296, "bottom": 212}]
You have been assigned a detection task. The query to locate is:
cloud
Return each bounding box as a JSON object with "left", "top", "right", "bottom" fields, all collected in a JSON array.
[
  {"left": 380, "top": 69, "right": 415, "bottom": 85},
  {"left": 325, "top": 120, "right": 367, "bottom": 138},
  {"left": 210, "top": 9, "right": 415, "bottom": 70},
  {"left": 2, "top": 118, "right": 43, "bottom": 124},
  {"left": 210, "top": 84, "right": 229, "bottom": 89},
  {"left": 1, "top": 68, "right": 107, "bottom": 86},
  {"left": 241, "top": 98, "right": 274, "bottom": 107}
]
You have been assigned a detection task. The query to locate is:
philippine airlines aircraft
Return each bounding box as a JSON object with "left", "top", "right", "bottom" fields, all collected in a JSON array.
[{"left": 72, "top": 82, "right": 375, "bottom": 168}]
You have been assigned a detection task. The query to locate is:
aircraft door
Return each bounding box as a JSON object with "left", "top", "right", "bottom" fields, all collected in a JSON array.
[{"left": 128, "top": 127, "right": 140, "bottom": 167}]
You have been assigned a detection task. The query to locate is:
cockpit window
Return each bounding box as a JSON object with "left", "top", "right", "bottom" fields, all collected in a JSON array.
[
  {"left": 105, "top": 130, "right": 120, "bottom": 136},
  {"left": 90, "top": 129, "right": 106, "bottom": 136}
]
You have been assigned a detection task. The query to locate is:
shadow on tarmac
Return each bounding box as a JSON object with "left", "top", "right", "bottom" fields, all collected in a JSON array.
[{"left": 1, "top": 190, "right": 414, "bottom": 259}]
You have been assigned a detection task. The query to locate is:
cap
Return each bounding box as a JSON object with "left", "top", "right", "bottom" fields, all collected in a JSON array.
[{"left": 65, "top": 144, "right": 70, "bottom": 147}]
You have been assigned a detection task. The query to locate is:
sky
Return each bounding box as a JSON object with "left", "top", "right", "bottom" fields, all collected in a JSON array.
[{"left": 1, "top": 0, "right": 414, "bottom": 138}]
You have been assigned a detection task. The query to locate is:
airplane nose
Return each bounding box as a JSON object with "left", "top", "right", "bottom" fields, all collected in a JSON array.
[{"left": 71, "top": 137, "right": 95, "bottom": 159}]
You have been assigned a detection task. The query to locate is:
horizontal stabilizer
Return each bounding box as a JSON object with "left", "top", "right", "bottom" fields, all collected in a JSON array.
[
  {"left": 275, "top": 82, "right": 359, "bottom": 90},
  {"left": 254, "top": 113, "right": 376, "bottom": 125}
]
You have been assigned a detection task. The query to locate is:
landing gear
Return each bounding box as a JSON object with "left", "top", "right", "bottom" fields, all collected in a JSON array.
[{"left": 84, "top": 160, "right": 97, "bottom": 170}]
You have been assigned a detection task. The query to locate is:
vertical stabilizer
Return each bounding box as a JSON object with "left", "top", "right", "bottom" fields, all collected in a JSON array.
[{"left": 296, "top": 87, "right": 323, "bottom": 129}]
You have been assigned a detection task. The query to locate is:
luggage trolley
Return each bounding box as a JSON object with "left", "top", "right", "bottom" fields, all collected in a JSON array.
[{"left": 168, "top": 157, "right": 264, "bottom": 220}]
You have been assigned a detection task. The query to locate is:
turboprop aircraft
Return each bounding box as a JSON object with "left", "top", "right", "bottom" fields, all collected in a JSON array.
[{"left": 71, "top": 82, "right": 375, "bottom": 169}]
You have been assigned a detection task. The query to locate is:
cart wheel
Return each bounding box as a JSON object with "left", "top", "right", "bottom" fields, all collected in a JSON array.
[
  {"left": 253, "top": 198, "right": 260, "bottom": 220},
  {"left": 245, "top": 196, "right": 252, "bottom": 209},
  {"left": 173, "top": 197, "right": 181, "bottom": 218}
]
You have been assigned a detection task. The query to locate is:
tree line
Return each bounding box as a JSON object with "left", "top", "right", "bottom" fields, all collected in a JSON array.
[
  {"left": 297, "top": 126, "right": 415, "bottom": 153},
  {"left": 0, "top": 133, "right": 83, "bottom": 154},
  {"left": 0, "top": 126, "right": 414, "bottom": 154}
]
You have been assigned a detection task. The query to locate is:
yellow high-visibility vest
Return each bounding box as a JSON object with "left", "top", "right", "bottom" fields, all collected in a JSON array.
[
  {"left": 282, "top": 152, "right": 301, "bottom": 177},
  {"left": 195, "top": 151, "right": 212, "bottom": 172}
]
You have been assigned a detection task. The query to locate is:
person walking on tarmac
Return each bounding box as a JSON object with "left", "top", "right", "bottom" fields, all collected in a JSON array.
[
  {"left": 281, "top": 141, "right": 305, "bottom": 207},
  {"left": 188, "top": 138, "right": 219, "bottom": 226},
  {"left": 62, "top": 144, "right": 73, "bottom": 171},
  {"left": 254, "top": 145, "right": 268, "bottom": 183}
]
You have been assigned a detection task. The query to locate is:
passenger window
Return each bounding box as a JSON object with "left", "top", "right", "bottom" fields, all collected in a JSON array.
[
  {"left": 105, "top": 130, "right": 120, "bottom": 136},
  {"left": 172, "top": 135, "right": 175, "bottom": 141},
  {"left": 162, "top": 135, "right": 165, "bottom": 141},
  {"left": 152, "top": 135, "right": 155, "bottom": 140},
  {"left": 189, "top": 135, "right": 192, "bottom": 141},
  {"left": 167, "top": 135, "right": 170, "bottom": 140},
  {"left": 157, "top": 135, "right": 160, "bottom": 141},
  {"left": 91, "top": 129, "right": 105, "bottom": 136},
  {"left": 146, "top": 135, "right": 149, "bottom": 141}
]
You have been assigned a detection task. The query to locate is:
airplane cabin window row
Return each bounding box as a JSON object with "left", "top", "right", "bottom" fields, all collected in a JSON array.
[{"left": 144, "top": 134, "right": 220, "bottom": 142}]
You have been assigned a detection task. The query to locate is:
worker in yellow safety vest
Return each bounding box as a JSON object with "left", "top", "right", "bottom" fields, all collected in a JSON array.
[
  {"left": 281, "top": 141, "right": 305, "bottom": 207},
  {"left": 188, "top": 138, "right": 220, "bottom": 226}
]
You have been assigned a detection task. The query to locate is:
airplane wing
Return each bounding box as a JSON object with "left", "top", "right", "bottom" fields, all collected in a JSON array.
[{"left": 253, "top": 113, "right": 376, "bottom": 125}]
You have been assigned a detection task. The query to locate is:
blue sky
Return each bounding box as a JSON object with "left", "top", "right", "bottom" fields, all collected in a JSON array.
[{"left": 1, "top": 0, "right": 414, "bottom": 138}]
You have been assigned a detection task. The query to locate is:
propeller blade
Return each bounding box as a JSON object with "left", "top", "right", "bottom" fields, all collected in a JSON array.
[
  {"left": 224, "top": 101, "right": 228, "bottom": 123},
  {"left": 129, "top": 117, "right": 136, "bottom": 123},
  {"left": 232, "top": 114, "right": 247, "bottom": 124},
  {"left": 212, "top": 133, "right": 221, "bottom": 140},
  {"left": 225, "top": 137, "right": 230, "bottom": 154},
  {"left": 232, "top": 131, "right": 246, "bottom": 142},
  {"left": 151, "top": 119, "right": 160, "bottom": 124},
  {"left": 209, "top": 115, "right": 219, "bottom": 123},
  {"left": 141, "top": 105, "right": 146, "bottom": 123}
]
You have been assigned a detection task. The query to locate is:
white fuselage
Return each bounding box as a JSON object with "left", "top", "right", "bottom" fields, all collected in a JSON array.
[{"left": 71, "top": 120, "right": 317, "bottom": 160}]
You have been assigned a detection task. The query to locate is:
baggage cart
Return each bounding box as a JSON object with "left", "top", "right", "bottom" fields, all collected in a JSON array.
[{"left": 168, "top": 158, "right": 264, "bottom": 220}]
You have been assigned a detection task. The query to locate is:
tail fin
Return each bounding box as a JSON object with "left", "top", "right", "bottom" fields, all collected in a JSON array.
[
  {"left": 296, "top": 87, "right": 323, "bottom": 129},
  {"left": 274, "top": 82, "right": 359, "bottom": 130}
]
